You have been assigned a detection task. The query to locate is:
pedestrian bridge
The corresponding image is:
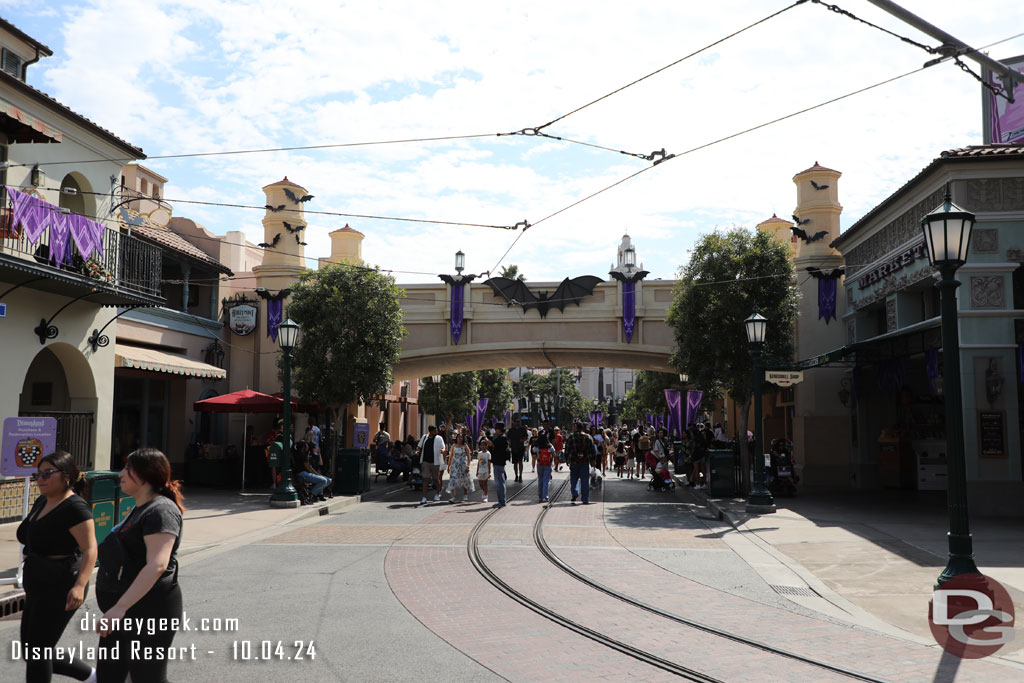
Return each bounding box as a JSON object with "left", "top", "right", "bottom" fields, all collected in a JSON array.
[{"left": 393, "top": 278, "right": 677, "bottom": 380}]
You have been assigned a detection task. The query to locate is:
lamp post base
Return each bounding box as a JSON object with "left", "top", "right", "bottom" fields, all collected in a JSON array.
[
  {"left": 936, "top": 532, "right": 981, "bottom": 587},
  {"left": 269, "top": 498, "right": 301, "bottom": 509},
  {"left": 270, "top": 482, "right": 300, "bottom": 508},
  {"left": 745, "top": 502, "right": 777, "bottom": 514}
]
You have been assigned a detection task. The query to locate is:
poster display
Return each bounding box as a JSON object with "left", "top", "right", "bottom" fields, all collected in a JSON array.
[
  {"left": 983, "top": 56, "right": 1024, "bottom": 144},
  {"left": 1, "top": 416, "right": 57, "bottom": 477}
]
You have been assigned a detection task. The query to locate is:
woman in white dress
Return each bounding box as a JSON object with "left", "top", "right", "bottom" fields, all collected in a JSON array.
[
  {"left": 475, "top": 439, "right": 492, "bottom": 503},
  {"left": 446, "top": 433, "right": 475, "bottom": 503}
]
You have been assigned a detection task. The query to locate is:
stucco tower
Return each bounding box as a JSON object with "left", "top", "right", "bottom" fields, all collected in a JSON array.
[
  {"left": 319, "top": 224, "right": 364, "bottom": 269},
  {"left": 791, "top": 162, "right": 850, "bottom": 486}
]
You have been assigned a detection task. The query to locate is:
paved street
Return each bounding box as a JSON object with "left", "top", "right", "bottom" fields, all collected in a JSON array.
[{"left": 3, "top": 472, "right": 1021, "bottom": 682}]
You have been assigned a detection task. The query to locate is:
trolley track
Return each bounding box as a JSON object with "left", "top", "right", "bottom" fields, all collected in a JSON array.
[{"left": 533, "top": 478, "right": 887, "bottom": 682}]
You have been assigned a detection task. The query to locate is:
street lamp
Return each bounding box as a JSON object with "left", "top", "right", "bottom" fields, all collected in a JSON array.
[
  {"left": 624, "top": 245, "right": 636, "bottom": 272},
  {"left": 454, "top": 250, "right": 465, "bottom": 274},
  {"left": 920, "top": 183, "right": 979, "bottom": 586},
  {"left": 270, "top": 318, "right": 301, "bottom": 508},
  {"left": 744, "top": 312, "right": 775, "bottom": 513},
  {"left": 431, "top": 374, "right": 442, "bottom": 426}
]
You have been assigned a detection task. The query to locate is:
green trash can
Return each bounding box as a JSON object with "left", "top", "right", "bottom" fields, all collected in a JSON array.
[
  {"left": 708, "top": 450, "right": 736, "bottom": 497},
  {"left": 335, "top": 448, "right": 369, "bottom": 495},
  {"left": 85, "top": 471, "right": 119, "bottom": 543}
]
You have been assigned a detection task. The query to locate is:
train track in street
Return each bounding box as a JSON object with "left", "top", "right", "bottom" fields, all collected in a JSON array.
[{"left": 469, "top": 474, "right": 888, "bottom": 682}]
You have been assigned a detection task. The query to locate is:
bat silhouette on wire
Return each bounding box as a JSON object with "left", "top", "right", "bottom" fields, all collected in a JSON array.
[
  {"left": 283, "top": 221, "right": 305, "bottom": 234},
  {"left": 806, "top": 266, "right": 844, "bottom": 279},
  {"left": 257, "top": 233, "right": 281, "bottom": 249},
  {"left": 483, "top": 275, "right": 603, "bottom": 318},
  {"left": 810, "top": 180, "right": 830, "bottom": 191},
  {"left": 791, "top": 227, "right": 829, "bottom": 243},
  {"left": 294, "top": 234, "right": 307, "bottom": 246},
  {"left": 791, "top": 214, "right": 811, "bottom": 226},
  {"left": 283, "top": 188, "right": 314, "bottom": 204},
  {"left": 255, "top": 287, "right": 291, "bottom": 301},
  {"left": 265, "top": 204, "right": 285, "bottom": 212}
]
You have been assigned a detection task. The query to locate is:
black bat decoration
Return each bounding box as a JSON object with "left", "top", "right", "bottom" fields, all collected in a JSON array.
[
  {"left": 609, "top": 270, "right": 650, "bottom": 284},
  {"left": 265, "top": 204, "right": 286, "bottom": 212},
  {"left": 791, "top": 214, "right": 811, "bottom": 226},
  {"left": 283, "top": 221, "right": 306, "bottom": 233},
  {"left": 257, "top": 233, "right": 281, "bottom": 249},
  {"left": 283, "top": 188, "right": 314, "bottom": 204},
  {"left": 294, "top": 234, "right": 307, "bottom": 246},
  {"left": 791, "top": 227, "right": 829, "bottom": 243},
  {"left": 806, "top": 267, "right": 844, "bottom": 280},
  {"left": 810, "top": 180, "right": 829, "bottom": 191},
  {"left": 438, "top": 274, "right": 477, "bottom": 286},
  {"left": 483, "top": 275, "right": 603, "bottom": 318},
  {"left": 255, "top": 287, "right": 292, "bottom": 301}
]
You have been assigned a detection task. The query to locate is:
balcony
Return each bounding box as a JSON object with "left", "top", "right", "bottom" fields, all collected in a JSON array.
[{"left": 0, "top": 202, "right": 164, "bottom": 306}]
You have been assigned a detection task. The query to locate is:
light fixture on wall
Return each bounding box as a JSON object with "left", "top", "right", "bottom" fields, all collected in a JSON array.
[
  {"left": 30, "top": 165, "right": 44, "bottom": 187},
  {"left": 838, "top": 377, "right": 852, "bottom": 407}
]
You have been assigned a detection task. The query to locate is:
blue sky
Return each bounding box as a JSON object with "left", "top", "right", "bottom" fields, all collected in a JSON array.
[{"left": 5, "top": 0, "right": 1023, "bottom": 283}]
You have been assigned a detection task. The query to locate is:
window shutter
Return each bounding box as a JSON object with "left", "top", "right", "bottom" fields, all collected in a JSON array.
[{"left": 1, "top": 49, "right": 23, "bottom": 77}]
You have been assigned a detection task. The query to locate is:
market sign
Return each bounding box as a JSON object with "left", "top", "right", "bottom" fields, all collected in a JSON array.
[
  {"left": 857, "top": 242, "right": 928, "bottom": 290},
  {"left": 1, "top": 416, "right": 57, "bottom": 477},
  {"left": 228, "top": 304, "right": 257, "bottom": 336},
  {"left": 766, "top": 371, "right": 804, "bottom": 387}
]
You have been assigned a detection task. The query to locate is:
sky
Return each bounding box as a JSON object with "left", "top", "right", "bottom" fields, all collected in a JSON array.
[{"left": 5, "top": 0, "right": 1024, "bottom": 283}]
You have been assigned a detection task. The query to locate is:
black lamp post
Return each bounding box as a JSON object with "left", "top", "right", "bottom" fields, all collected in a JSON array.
[
  {"left": 270, "top": 318, "right": 301, "bottom": 507},
  {"left": 744, "top": 312, "right": 775, "bottom": 513},
  {"left": 920, "top": 183, "right": 979, "bottom": 586},
  {"left": 431, "top": 374, "right": 442, "bottom": 426},
  {"left": 624, "top": 245, "right": 636, "bottom": 273},
  {"left": 455, "top": 250, "right": 465, "bottom": 274}
]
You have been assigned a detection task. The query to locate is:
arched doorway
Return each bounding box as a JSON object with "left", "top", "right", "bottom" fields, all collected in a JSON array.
[{"left": 19, "top": 343, "right": 98, "bottom": 470}]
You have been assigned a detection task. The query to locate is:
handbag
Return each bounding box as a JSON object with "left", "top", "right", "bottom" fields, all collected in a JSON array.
[{"left": 96, "top": 528, "right": 144, "bottom": 594}]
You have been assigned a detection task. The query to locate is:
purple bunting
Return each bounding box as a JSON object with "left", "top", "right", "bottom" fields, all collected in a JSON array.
[
  {"left": 69, "top": 213, "right": 105, "bottom": 260},
  {"left": 664, "top": 389, "right": 683, "bottom": 438},
  {"left": 49, "top": 212, "right": 71, "bottom": 267},
  {"left": 925, "top": 349, "right": 940, "bottom": 397},
  {"left": 685, "top": 390, "right": 703, "bottom": 430},
  {"left": 8, "top": 187, "right": 48, "bottom": 243},
  {"left": 7, "top": 187, "right": 107, "bottom": 264},
  {"left": 450, "top": 282, "right": 466, "bottom": 345},
  {"left": 622, "top": 280, "right": 636, "bottom": 343},
  {"left": 267, "top": 298, "right": 283, "bottom": 342},
  {"left": 818, "top": 277, "right": 837, "bottom": 324}
]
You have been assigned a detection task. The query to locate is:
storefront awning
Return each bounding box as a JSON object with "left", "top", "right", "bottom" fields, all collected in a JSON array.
[
  {"left": 0, "top": 96, "right": 62, "bottom": 143},
  {"left": 115, "top": 344, "right": 226, "bottom": 379}
]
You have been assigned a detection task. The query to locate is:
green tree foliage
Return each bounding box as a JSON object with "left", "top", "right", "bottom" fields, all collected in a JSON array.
[
  {"left": 286, "top": 263, "right": 405, "bottom": 408},
  {"left": 666, "top": 227, "right": 797, "bottom": 483},
  {"left": 629, "top": 371, "right": 684, "bottom": 416},
  {"left": 515, "top": 368, "right": 587, "bottom": 424},
  {"left": 419, "top": 372, "right": 479, "bottom": 424},
  {"left": 499, "top": 264, "right": 526, "bottom": 281},
  {"left": 475, "top": 368, "right": 514, "bottom": 419}
]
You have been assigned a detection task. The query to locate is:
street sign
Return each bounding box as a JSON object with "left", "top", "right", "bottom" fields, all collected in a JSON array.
[{"left": 766, "top": 371, "right": 804, "bottom": 387}]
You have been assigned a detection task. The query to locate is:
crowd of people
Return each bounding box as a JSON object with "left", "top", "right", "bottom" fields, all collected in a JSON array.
[{"left": 372, "top": 416, "right": 736, "bottom": 508}]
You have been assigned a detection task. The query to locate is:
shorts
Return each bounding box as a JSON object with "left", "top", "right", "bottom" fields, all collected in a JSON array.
[
  {"left": 511, "top": 452, "right": 525, "bottom": 464},
  {"left": 421, "top": 461, "right": 441, "bottom": 479},
  {"left": 614, "top": 456, "right": 626, "bottom": 467}
]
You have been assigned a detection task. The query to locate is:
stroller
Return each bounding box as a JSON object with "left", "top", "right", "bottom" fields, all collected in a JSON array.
[
  {"left": 647, "top": 460, "right": 676, "bottom": 492},
  {"left": 589, "top": 465, "right": 604, "bottom": 491}
]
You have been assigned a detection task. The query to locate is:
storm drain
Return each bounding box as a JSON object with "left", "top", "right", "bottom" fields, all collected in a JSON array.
[{"left": 769, "top": 584, "right": 818, "bottom": 598}]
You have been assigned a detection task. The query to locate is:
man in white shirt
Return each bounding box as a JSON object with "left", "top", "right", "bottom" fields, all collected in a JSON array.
[{"left": 418, "top": 425, "right": 446, "bottom": 504}]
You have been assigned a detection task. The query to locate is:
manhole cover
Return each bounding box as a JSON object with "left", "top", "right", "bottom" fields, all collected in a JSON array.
[{"left": 770, "top": 584, "right": 818, "bottom": 598}]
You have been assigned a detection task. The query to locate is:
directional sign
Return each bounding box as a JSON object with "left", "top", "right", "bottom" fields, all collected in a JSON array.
[{"left": 766, "top": 371, "right": 804, "bottom": 387}]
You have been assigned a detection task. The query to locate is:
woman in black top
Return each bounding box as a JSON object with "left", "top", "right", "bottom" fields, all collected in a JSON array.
[
  {"left": 16, "top": 450, "right": 97, "bottom": 683},
  {"left": 94, "top": 448, "right": 184, "bottom": 683}
]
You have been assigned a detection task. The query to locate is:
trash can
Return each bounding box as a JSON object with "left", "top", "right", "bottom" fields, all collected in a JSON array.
[
  {"left": 335, "top": 449, "right": 370, "bottom": 494},
  {"left": 85, "top": 471, "right": 119, "bottom": 543},
  {"left": 708, "top": 450, "right": 735, "bottom": 497}
]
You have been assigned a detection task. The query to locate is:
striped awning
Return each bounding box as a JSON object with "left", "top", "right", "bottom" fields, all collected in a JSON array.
[
  {"left": 0, "top": 96, "right": 62, "bottom": 143},
  {"left": 115, "top": 344, "right": 226, "bottom": 379}
]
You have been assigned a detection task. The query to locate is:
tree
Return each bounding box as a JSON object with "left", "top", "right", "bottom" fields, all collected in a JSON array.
[
  {"left": 513, "top": 368, "right": 587, "bottom": 424},
  {"left": 475, "top": 368, "right": 514, "bottom": 420},
  {"left": 419, "top": 372, "right": 479, "bottom": 424},
  {"left": 630, "top": 371, "right": 683, "bottom": 416},
  {"left": 666, "top": 227, "right": 797, "bottom": 489},
  {"left": 499, "top": 264, "right": 526, "bottom": 281},
  {"left": 286, "top": 263, "right": 405, "bottom": 411}
]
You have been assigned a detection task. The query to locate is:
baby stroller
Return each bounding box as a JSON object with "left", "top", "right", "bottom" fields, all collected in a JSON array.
[
  {"left": 407, "top": 464, "right": 423, "bottom": 490},
  {"left": 647, "top": 463, "right": 676, "bottom": 492},
  {"left": 589, "top": 466, "right": 604, "bottom": 491}
]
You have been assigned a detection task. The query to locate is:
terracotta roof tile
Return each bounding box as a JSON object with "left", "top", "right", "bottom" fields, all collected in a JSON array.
[
  {"left": 758, "top": 213, "right": 792, "bottom": 225},
  {"left": 132, "top": 224, "right": 232, "bottom": 274},
  {"left": 330, "top": 223, "right": 363, "bottom": 235},
  {"left": 794, "top": 160, "right": 839, "bottom": 176},
  {"left": 262, "top": 176, "right": 307, "bottom": 190}
]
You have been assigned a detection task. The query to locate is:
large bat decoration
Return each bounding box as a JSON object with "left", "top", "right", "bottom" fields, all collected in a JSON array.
[
  {"left": 294, "top": 234, "right": 307, "bottom": 246},
  {"left": 791, "top": 214, "right": 811, "bottom": 226},
  {"left": 255, "top": 287, "right": 292, "bottom": 301},
  {"left": 806, "top": 267, "right": 844, "bottom": 279},
  {"left": 283, "top": 221, "right": 305, "bottom": 233},
  {"left": 257, "top": 233, "right": 281, "bottom": 249},
  {"left": 438, "top": 274, "right": 477, "bottom": 286},
  {"left": 265, "top": 204, "right": 286, "bottom": 212},
  {"left": 791, "top": 226, "right": 829, "bottom": 243},
  {"left": 810, "top": 180, "right": 830, "bottom": 191},
  {"left": 283, "top": 188, "right": 314, "bottom": 204},
  {"left": 610, "top": 270, "right": 649, "bottom": 284},
  {"left": 483, "top": 275, "right": 603, "bottom": 318}
]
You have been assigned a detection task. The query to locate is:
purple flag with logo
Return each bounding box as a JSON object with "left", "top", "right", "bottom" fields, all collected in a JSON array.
[
  {"left": 267, "top": 298, "right": 283, "bottom": 342},
  {"left": 450, "top": 282, "right": 466, "bottom": 345},
  {"left": 622, "top": 280, "right": 636, "bottom": 343},
  {"left": 818, "top": 277, "right": 837, "bottom": 324},
  {"left": 664, "top": 390, "right": 682, "bottom": 437},
  {"left": 685, "top": 390, "right": 703, "bottom": 430}
]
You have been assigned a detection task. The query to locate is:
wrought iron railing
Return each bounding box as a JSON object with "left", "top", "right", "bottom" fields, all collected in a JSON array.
[{"left": 0, "top": 206, "right": 162, "bottom": 296}]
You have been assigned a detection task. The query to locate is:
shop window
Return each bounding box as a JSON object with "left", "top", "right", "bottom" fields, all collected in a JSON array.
[{"left": 1013, "top": 265, "right": 1024, "bottom": 310}]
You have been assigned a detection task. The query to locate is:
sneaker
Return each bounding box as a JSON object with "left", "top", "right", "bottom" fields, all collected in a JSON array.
[
  {"left": 433, "top": 494, "right": 441, "bottom": 501},
  {"left": 421, "top": 497, "right": 427, "bottom": 504},
  {"left": 492, "top": 503, "right": 505, "bottom": 508},
  {"left": 482, "top": 496, "right": 488, "bottom": 503},
  {"left": 571, "top": 495, "right": 578, "bottom": 502},
  {"left": 582, "top": 501, "right": 590, "bottom": 505},
  {"left": 543, "top": 497, "right": 549, "bottom": 502}
]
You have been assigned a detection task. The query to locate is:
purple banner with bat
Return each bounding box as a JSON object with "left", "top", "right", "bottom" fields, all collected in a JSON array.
[
  {"left": 450, "top": 282, "right": 466, "bottom": 345},
  {"left": 622, "top": 280, "right": 636, "bottom": 343},
  {"left": 984, "top": 59, "right": 1024, "bottom": 144}
]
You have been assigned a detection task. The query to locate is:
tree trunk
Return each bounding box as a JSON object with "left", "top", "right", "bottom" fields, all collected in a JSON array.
[{"left": 736, "top": 398, "right": 751, "bottom": 494}]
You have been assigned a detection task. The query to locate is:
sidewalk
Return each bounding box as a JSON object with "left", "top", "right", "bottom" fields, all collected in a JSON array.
[{"left": 686, "top": 482, "right": 1024, "bottom": 661}]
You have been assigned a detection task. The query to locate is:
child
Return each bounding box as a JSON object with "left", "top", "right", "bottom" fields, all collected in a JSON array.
[
  {"left": 625, "top": 445, "right": 636, "bottom": 479},
  {"left": 476, "top": 441, "right": 492, "bottom": 503},
  {"left": 613, "top": 442, "right": 626, "bottom": 478}
]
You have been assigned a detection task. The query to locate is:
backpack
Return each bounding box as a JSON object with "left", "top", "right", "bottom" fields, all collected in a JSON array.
[{"left": 538, "top": 447, "right": 553, "bottom": 467}]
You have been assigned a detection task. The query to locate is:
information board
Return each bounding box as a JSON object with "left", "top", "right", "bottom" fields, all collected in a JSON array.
[
  {"left": 978, "top": 411, "right": 1006, "bottom": 457},
  {"left": 1, "top": 416, "right": 57, "bottom": 476}
]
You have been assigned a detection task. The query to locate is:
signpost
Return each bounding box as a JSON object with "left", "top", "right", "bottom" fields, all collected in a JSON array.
[
  {"left": 1, "top": 416, "right": 57, "bottom": 588},
  {"left": 765, "top": 371, "right": 804, "bottom": 387}
]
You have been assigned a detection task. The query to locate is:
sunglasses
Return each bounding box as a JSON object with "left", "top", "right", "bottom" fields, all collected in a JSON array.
[{"left": 33, "top": 469, "right": 61, "bottom": 481}]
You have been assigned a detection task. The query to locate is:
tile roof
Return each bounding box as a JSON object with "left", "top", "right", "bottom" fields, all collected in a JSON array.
[
  {"left": 794, "top": 161, "right": 839, "bottom": 176},
  {"left": 331, "top": 223, "right": 363, "bottom": 235},
  {"left": 835, "top": 144, "right": 1024, "bottom": 248},
  {"left": 132, "top": 224, "right": 233, "bottom": 274},
  {"left": 262, "top": 176, "right": 307, "bottom": 190},
  {"left": 0, "top": 17, "right": 53, "bottom": 56},
  {"left": 0, "top": 70, "right": 143, "bottom": 158},
  {"left": 758, "top": 213, "right": 792, "bottom": 225}
]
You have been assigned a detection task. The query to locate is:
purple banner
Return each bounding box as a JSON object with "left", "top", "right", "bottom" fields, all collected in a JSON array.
[
  {"left": 475, "top": 398, "right": 489, "bottom": 437},
  {"left": 685, "top": 390, "right": 703, "bottom": 430},
  {"left": 49, "top": 212, "right": 71, "bottom": 266},
  {"left": 622, "top": 280, "right": 636, "bottom": 343},
  {"left": 450, "top": 282, "right": 466, "bottom": 345},
  {"left": 7, "top": 187, "right": 106, "bottom": 264},
  {"left": 986, "top": 62, "right": 1024, "bottom": 144},
  {"left": 504, "top": 409, "right": 512, "bottom": 428},
  {"left": 267, "top": 298, "right": 283, "bottom": 342},
  {"left": 69, "top": 213, "right": 105, "bottom": 260},
  {"left": 925, "top": 349, "right": 940, "bottom": 397},
  {"left": 8, "top": 187, "right": 49, "bottom": 243},
  {"left": 818, "top": 277, "right": 837, "bottom": 324},
  {"left": 664, "top": 390, "right": 683, "bottom": 438}
]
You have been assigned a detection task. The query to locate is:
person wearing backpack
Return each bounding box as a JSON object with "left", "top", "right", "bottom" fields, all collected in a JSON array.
[
  {"left": 566, "top": 422, "right": 597, "bottom": 504},
  {"left": 535, "top": 432, "right": 556, "bottom": 503}
]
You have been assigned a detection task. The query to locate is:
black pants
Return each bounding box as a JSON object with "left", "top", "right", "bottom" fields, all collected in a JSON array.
[
  {"left": 20, "top": 556, "right": 93, "bottom": 683},
  {"left": 96, "top": 584, "right": 183, "bottom": 683}
]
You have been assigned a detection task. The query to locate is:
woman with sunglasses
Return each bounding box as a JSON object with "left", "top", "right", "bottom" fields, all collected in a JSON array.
[
  {"left": 16, "top": 451, "right": 97, "bottom": 682},
  {"left": 94, "top": 448, "right": 184, "bottom": 683}
]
